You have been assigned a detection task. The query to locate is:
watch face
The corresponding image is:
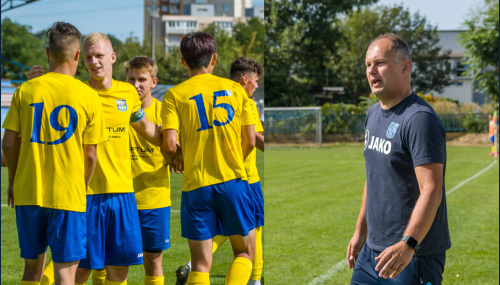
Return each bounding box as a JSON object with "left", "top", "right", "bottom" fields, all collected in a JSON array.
[{"left": 403, "top": 236, "right": 418, "bottom": 249}]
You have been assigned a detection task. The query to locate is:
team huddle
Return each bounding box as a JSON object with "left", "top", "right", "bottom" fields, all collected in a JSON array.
[{"left": 2, "top": 22, "right": 264, "bottom": 285}]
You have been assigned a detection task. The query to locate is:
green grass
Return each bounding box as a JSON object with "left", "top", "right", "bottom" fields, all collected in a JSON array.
[
  {"left": 2, "top": 146, "right": 498, "bottom": 284},
  {"left": 1, "top": 151, "right": 263, "bottom": 284},
  {"left": 264, "top": 145, "right": 499, "bottom": 284}
]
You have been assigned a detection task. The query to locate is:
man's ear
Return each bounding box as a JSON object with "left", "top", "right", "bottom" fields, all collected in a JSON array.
[
  {"left": 45, "top": 47, "right": 50, "bottom": 60},
  {"left": 74, "top": 49, "right": 80, "bottom": 62},
  {"left": 403, "top": 60, "right": 412, "bottom": 74},
  {"left": 111, "top": 52, "right": 117, "bottom": 64},
  {"left": 211, "top": 53, "right": 217, "bottom": 66},
  {"left": 181, "top": 57, "right": 189, "bottom": 68}
]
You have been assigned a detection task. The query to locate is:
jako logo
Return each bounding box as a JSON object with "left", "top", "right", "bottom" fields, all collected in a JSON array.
[
  {"left": 365, "top": 129, "right": 392, "bottom": 154},
  {"left": 138, "top": 253, "right": 143, "bottom": 258}
]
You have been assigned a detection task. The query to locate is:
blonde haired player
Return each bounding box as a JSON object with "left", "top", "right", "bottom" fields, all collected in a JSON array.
[
  {"left": 125, "top": 56, "right": 173, "bottom": 285},
  {"left": 3, "top": 22, "right": 106, "bottom": 285}
]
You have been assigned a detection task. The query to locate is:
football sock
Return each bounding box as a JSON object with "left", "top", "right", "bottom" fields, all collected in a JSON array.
[
  {"left": 186, "top": 271, "right": 210, "bottom": 285},
  {"left": 250, "top": 226, "right": 263, "bottom": 281},
  {"left": 247, "top": 280, "right": 261, "bottom": 285},
  {"left": 104, "top": 279, "right": 127, "bottom": 285},
  {"left": 212, "top": 235, "right": 229, "bottom": 253},
  {"left": 225, "top": 257, "right": 252, "bottom": 285},
  {"left": 92, "top": 269, "right": 107, "bottom": 285},
  {"left": 145, "top": 275, "right": 164, "bottom": 285},
  {"left": 187, "top": 261, "right": 192, "bottom": 270},
  {"left": 492, "top": 146, "right": 495, "bottom": 153},
  {"left": 20, "top": 281, "right": 40, "bottom": 285},
  {"left": 41, "top": 258, "right": 55, "bottom": 285}
]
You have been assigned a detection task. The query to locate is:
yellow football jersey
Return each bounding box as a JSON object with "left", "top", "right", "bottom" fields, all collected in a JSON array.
[
  {"left": 161, "top": 73, "right": 255, "bottom": 192},
  {"left": 130, "top": 97, "right": 171, "bottom": 209},
  {"left": 85, "top": 79, "right": 142, "bottom": 195},
  {"left": 2, "top": 72, "right": 106, "bottom": 212},
  {"left": 245, "top": 99, "right": 263, "bottom": 184}
]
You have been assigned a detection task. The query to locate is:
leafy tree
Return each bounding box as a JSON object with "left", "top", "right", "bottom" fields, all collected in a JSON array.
[
  {"left": 457, "top": 0, "right": 499, "bottom": 102},
  {"left": 264, "top": 0, "right": 377, "bottom": 107},
  {"left": 233, "top": 17, "right": 264, "bottom": 63},
  {"left": 1, "top": 18, "right": 47, "bottom": 80},
  {"left": 331, "top": 4, "right": 454, "bottom": 103}
]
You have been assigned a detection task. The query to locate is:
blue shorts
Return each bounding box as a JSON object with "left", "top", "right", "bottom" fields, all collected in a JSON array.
[
  {"left": 138, "top": 207, "right": 171, "bottom": 251},
  {"left": 78, "top": 193, "right": 143, "bottom": 269},
  {"left": 181, "top": 178, "right": 255, "bottom": 240},
  {"left": 16, "top": 206, "right": 86, "bottom": 263},
  {"left": 249, "top": 181, "right": 264, "bottom": 227},
  {"left": 490, "top": 135, "right": 495, "bottom": 143},
  {"left": 350, "top": 244, "right": 446, "bottom": 285}
]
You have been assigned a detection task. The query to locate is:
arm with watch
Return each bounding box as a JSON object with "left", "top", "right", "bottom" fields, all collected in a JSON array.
[{"left": 374, "top": 162, "right": 444, "bottom": 279}]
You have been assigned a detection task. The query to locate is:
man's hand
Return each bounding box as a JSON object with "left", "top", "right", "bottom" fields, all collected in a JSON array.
[
  {"left": 374, "top": 241, "right": 415, "bottom": 279},
  {"left": 346, "top": 232, "right": 365, "bottom": 269},
  {"left": 27, "top": 65, "right": 44, "bottom": 80},
  {"left": 7, "top": 183, "right": 14, "bottom": 208}
]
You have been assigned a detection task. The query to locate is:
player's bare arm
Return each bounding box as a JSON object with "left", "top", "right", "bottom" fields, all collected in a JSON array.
[
  {"left": 131, "top": 115, "right": 162, "bottom": 146},
  {"left": 2, "top": 130, "right": 21, "bottom": 208},
  {"left": 255, "top": 132, "right": 264, "bottom": 152},
  {"left": 241, "top": 124, "right": 256, "bottom": 160},
  {"left": 347, "top": 181, "right": 368, "bottom": 269},
  {"left": 83, "top": 144, "right": 98, "bottom": 190},
  {"left": 374, "top": 163, "right": 444, "bottom": 279},
  {"left": 161, "top": 129, "right": 178, "bottom": 170}
]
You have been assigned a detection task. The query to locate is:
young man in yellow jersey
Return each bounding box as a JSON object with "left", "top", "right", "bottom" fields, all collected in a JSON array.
[
  {"left": 161, "top": 32, "right": 256, "bottom": 285},
  {"left": 175, "top": 57, "right": 265, "bottom": 285},
  {"left": 2, "top": 22, "right": 106, "bottom": 285},
  {"left": 125, "top": 56, "right": 172, "bottom": 285}
]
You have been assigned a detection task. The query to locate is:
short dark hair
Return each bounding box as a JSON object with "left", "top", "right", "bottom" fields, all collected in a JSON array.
[
  {"left": 46, "top": 22, "right": 81, "bottom": 62},
  {"left": 230, "top": 57, "right": 263, "bottom": 81},
  {"left": 124, "top": 56, "right": 158, "bottom": 78},
  {"left": 371, "top": 33, "right": 411, "bottom": 62},
  {"left": 180, "top": 32, "right": 217, "bottom": 70}
]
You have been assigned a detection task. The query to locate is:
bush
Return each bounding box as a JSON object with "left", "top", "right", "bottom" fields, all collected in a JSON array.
[
  {"left": 459, "top": 102, "right": 480, "bottom": 114},
  {"left": 462, "top": 114, "right": 489, "bottom": 133},
  {"left": 431, "top": 101, "right": 459, "bottom": 114}
]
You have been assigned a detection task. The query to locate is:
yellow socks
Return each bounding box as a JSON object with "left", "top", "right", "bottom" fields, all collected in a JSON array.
[
  {"left": 225, "top": 256, "right": 252, "bottom": 285},
  {"left": 104, "top": 279, "right": 127, "bottom": 285},
  {"left": 20, "top": 282, "right": 40, "bottom": 285},
  {"left": 186, "top": 271, "right": 210, "bottom": 285},
  {"left": 212, "top": 235, "right": 229, "bottom": 253},
  {"left": 250, "top": 226, "right": 263, "bottom": 281},
  {"left": 145, "top": 275, "right": 164, "bottom": 285},
  {"left": 92, "top": 269, "right": 107, "bottom": 285},
  {"left": 41, "top": 258, "right": 55, "bottom": 285}
]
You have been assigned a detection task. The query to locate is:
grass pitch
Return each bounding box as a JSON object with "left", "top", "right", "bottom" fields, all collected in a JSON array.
[
  {"left": 2, "top": 145, "right": 498, "bottom": 284},
  {"left": 264, "top": 144, "right": 499, "bottom": 284}
]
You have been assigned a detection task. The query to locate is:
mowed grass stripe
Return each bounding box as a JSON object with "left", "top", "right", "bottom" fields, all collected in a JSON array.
[{"left": 264, "top": 145, "right": 498, "bottom": 284}]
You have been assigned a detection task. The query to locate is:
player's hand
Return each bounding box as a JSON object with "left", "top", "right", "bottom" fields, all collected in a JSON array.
[
  {"left": 7, "top": 183, "right": 14, "bottom": 208},
  {"left": 346, "top": 232, "right": 365, "bottom": 269},
  {"left": 374, "top": 241, "right": 414, "bottom": 279},
  {"left": 27, "top": 65, "right": 44, "bottom": 80}
]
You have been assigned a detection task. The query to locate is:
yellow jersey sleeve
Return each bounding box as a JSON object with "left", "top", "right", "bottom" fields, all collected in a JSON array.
[
  {"left": 130, "top": 98, "right": 171, "bottom": 209},
  {"left": 244, "top": 99, "right": 263, "bottom": 184},
  {"left": 3, "top": 73, "right": 106, "bottom": 211},
  {"left": 161, "top": 73, "right": 250, "bottom": 191}
]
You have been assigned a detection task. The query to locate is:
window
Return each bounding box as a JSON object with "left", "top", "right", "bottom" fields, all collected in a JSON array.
[
  {"left": 455, "top": 60, "right": 470, "bottom": 78},
  {"left": 161, "top": 5, "right": 168, "bottom": 12},
  {"left": 168, "top": 35, "right": 181, "bottom": 43},
  {"left": 195, "top": 0, "right": 207, "bottom": 3},
  {"left": 170, "top": 0, "right": 179, "bottom": 3},
  {"left": 168, "top": 21, "right": 181, "bottom": 28},
  {"left": 222, "top": 5, "right": 231, "bottom": 11},
  {"left": 186, "top": 21, "right": 197, "bottom": 28},
  {"left": 171, "top": 5, "right": 180, "bottom": 14}
]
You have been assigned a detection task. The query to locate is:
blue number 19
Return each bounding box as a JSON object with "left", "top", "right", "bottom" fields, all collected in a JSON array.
[
  {"left": 30, "top": 102, "right": 78, "bottom": 145},
  {"left": 189, "top": 90, "right": 234, "bottom": 132}
]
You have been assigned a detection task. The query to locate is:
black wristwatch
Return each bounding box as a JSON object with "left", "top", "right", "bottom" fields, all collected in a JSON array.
[{"left": 401, "top": 236, "right": 419, "bottom": 252}]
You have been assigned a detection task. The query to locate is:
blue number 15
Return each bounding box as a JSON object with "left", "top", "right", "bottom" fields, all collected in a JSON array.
[
  {"left": 30, "top": 102, "right": 78, "bottom": 145},
  {"left": 189, "top": 90, "right": 235, "bottom": 132}
]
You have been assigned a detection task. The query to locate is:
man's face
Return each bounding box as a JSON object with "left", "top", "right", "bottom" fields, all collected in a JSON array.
[
  {"left": 365, "top": 39, "right": 407, "bottom": 99},
  {"left": 83, "top": 41, "right": 116, "bottom": 81},
  {"left": 242, "top": 72, "right": 259, "bottom": 97},
  {"left": 127, "top": 68, "right": 158, "bottom": 101}
]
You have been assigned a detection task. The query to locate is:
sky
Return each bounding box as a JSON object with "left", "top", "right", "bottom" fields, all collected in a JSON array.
[
  {"left": 1, "top": 0, "right": 265, "bottom": 42},
  {"left": 0, "top": 0, "right": 484, "bottom": 42}
]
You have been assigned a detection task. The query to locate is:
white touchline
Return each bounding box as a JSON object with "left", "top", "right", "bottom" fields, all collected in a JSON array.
[{"left": 307, "top": 160, "right": 497, "bottom": 285}]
